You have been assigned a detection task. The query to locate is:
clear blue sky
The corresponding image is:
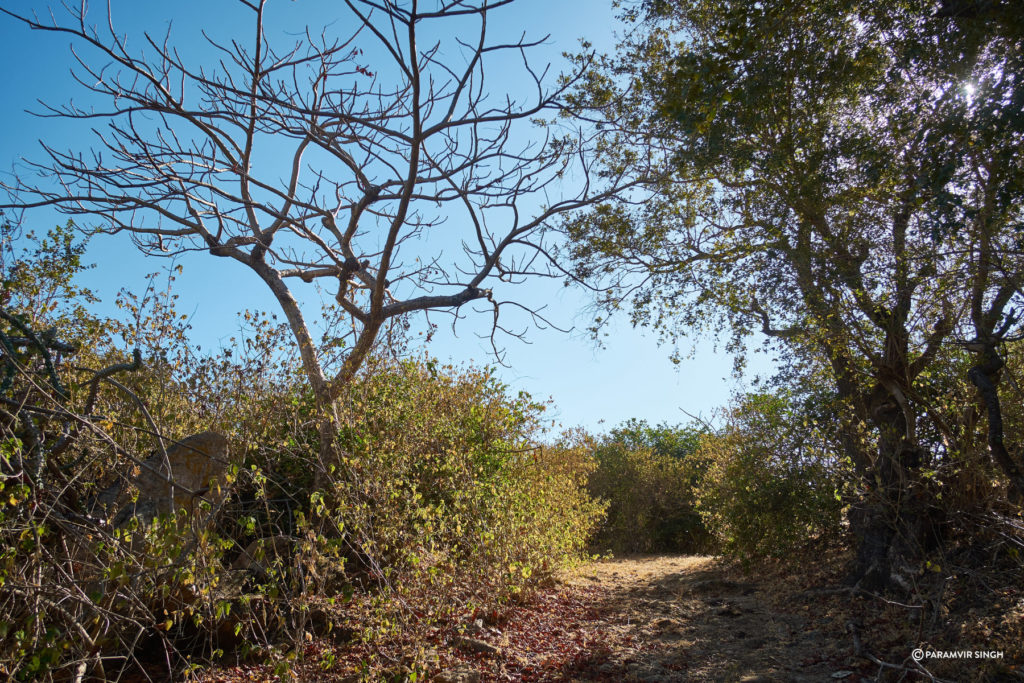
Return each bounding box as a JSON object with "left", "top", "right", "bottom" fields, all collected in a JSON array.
[{"left": 0, "top": 0, "right": 773, "bottom": 433}]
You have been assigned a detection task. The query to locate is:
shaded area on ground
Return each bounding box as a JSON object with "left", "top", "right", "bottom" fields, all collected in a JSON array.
[
  {"left": 435, "top": 552, "right": 1021, "bottom": 682},
  {"left": 193, "top": 551, "right": 1022, "bottom": 682}
]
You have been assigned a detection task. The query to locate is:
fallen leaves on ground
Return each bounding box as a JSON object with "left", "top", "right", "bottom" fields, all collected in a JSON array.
[{"left": 189, "top": 546, "right": 1022, "bottom": 682}]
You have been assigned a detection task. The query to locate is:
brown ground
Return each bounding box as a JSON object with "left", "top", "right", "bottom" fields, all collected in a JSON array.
[
  {"left": 427, "top": 551, "right": 1021, "bottom": 682},
  {"left": 196, "top": 549, "right": 1023, "bottom": 682},
  {"left": 551, "top": 554, "right": 843, "bottom": 681},
  {"left": 469, "top": 554, "right": 858, "bottom": 682}
]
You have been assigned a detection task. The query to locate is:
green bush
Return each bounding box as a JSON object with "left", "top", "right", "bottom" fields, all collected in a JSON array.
[
  {"left": 693, "top": 392, "right": 847, "bottom": 560},
  {"left": 327, "top": 358, "right": 604, "bottom": 624},
  {"left": 0, "top": 226, "right": 282, "bottom": 680},
  {"left": 586, "top": 420, "right": 712, "bottom": 554},
  {"left": 0, "top": 224, "right": 604, "bottom": 679}
]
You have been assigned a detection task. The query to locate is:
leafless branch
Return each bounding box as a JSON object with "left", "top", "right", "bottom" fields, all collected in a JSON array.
[{"left": 0, "top": 0, "right": 641, "bottom": 415}]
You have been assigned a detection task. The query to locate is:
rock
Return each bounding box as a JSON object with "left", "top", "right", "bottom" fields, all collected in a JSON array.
[
  {"left": 653, "top": 617, "right": 684, "bottom": 641},
  {"left": 432, "top": 667, "right": 480, "bottom": 683},
  {"left": 135, "top": 432, "right": 228, "bottom": 504},
  {"left": 96, "top": 431, "right": 229, "bottom": 526},
  {"left": 454, "top": 636, "right": 501, "bottom": 656}
]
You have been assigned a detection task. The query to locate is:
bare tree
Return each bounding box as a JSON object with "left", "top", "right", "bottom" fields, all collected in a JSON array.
[{"left": 0, "top": 0, "right": 631, "bottom": 456}]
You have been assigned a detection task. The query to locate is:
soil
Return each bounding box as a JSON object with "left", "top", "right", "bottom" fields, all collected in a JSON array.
[
  {"left": 196, "top": 549, "right": 1023, "bottom": 682},
  {"left": 549, "top": 555, "right": 841, "bottom": 681},
  {"left": 463, "top": 554, "right": 859, "bottom": 682},
  {"left": 428, "top": 551, "right": 1021, "bottom": 682}
]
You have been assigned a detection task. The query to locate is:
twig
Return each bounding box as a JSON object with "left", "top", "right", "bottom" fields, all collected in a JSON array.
[{"left": 846, "top": 621, "right": 956, "bottom": 683}]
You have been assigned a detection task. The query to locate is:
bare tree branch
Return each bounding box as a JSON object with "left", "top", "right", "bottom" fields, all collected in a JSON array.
[{"left": 0, "top": 0, "right": 642, "bottom": 466}]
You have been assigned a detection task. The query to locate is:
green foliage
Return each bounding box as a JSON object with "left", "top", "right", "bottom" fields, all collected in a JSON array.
[
  {"left": 328, "top": 359, "right": 604, "bottom": 619},
  {"left": 586, "top": 420, "right": 712, "bottom": 554},
  {"left": 566, "top": 0, "right": 1024, "bottom": 586},
  {"left": 566, "top": 0, "right": 1024, "bottom": 366},
  {"left": 0, "top": 221, "right": 99, "bottom": 333},
  {"left": 0, "top": 226, "right": 262, "bottom": 680},
  {"left": 693, "top": 392, "right": 847, "bottom": 560},
  {"left": 0, "top": 224, "right": 604, "bottom": 679}
]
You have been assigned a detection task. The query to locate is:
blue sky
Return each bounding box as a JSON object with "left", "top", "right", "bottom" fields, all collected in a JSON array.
[{"left": 0, "top": 0, "right": 773, "bottom": 433}]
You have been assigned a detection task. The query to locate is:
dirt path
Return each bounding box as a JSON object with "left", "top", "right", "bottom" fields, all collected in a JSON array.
[
  {"left": 443, "top": 554, "right": 858, "bottom": 682},
  {"left": 201, "top": 551, "right": 1019, "bottom": 681},
  {"left": 553, "top": 555, "right": 844, "bottom": 682}
]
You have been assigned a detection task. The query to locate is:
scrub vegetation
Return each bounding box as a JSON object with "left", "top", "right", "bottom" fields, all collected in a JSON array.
[{"left": 0, "top": 0, "right": 1022, "bottom": 680}]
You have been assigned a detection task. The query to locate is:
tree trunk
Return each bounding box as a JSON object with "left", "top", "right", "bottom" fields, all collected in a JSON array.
[
  {"left": 247, "top": 258, "right": 347, "bottom": 491},
  {"left": 847, "top": 388, "right": 934, "bottom": 592},
  {"left": 969, "top": 345, "right": 1024, "bottom": 502}
]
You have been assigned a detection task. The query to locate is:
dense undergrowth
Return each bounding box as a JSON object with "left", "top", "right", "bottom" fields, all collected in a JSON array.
[
  {"left": 1, "top": 224, "right": 1022, "bottom": 681},
  {"left": 0, "top": 224, "right": 604, "bottom": 680},
  {"left": 583, "top": 393, "right": 848, "bottom": 560}
]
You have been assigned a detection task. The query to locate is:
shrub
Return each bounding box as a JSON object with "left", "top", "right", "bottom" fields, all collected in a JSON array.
[
  {"left": 326, "top": 358, "right": 604, "bottom": 626},
  {"left": 693, "top": 391, "right": 847, "bottom": 560},
  {"left": 586, "top": 420, "right": 713, "bottom": 554},
  {"left": 0, "top": 225, "right": 244, "bottom": 680},
  {"left": 0, "top": 223, "right": 604, "bottom": 679}
]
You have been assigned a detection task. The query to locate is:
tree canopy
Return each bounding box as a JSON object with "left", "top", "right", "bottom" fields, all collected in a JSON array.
[
  {"left": 566, "top": 0, "right": 1024, "bottom": 588},
  {"left": 0, "top": 0, "right": 647, "bottom": 481}
]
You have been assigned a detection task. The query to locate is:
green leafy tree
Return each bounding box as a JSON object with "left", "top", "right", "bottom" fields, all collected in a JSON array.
[{"left": 565, "top": 0, "right": 1024, "bottom": 588}]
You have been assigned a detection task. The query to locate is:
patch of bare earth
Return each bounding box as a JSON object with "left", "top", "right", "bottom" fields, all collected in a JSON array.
[
  {"left": 471, "top": 554, "right": 853, "bottom": 682},
  {"left": 195, "top": 549, "right": 1022, "bottom": 682},
  {"left": 445, "top": 551, "right": 1021, "bottom": 682}
]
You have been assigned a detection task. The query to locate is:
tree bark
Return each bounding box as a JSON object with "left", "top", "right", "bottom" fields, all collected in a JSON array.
[
  {"left": 847, "top": 386, "right": 935, "bottom": 592},
  {"left": 968, "top": 345, "right": 1024, "bottom": 502}
]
